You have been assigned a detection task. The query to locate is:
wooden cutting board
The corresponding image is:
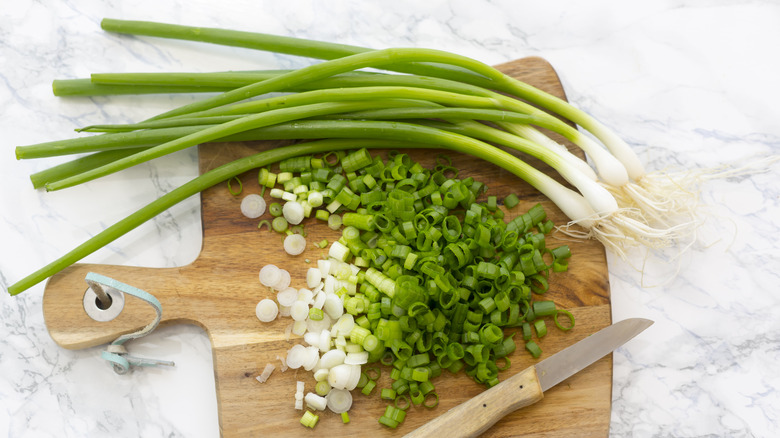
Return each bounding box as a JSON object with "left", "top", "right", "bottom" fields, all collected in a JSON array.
[{"left": 42, "top": 57, "right": 612, "bottom": 437}]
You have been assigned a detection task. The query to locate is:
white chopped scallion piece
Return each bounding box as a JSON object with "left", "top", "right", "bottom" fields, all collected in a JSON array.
[
  {"left": 304, "top": 392, "right": 328, "bottom": 411},
  {"left": 282, "top": 200, "right": 305, "bottom": 224},
  {"left": 307, "top": 191, "right": 324, "bottom": 208},
  {"left": 328, "top": 241, "right": 350, "bottom": 262},
  {"left": 303, "top": 346, "right": 320, "bottom": 371},
  {"left": 259, "top": 264, "right": 282, "bottom": 287},
  {"left": 256, "top": 363, "right": 275, "bottom": 383},
  {"left": 297, "top": 288, "right": 314, "bottom": 304},
  {"left": 255, "top": 299, "right": 279, "bottom": 322},
  {"left": 319, "top": 349, "right": 346, "bottom": 369},
  {"left": 344, "top": 351, "right": 369, "bottom": 365},
  {"left": 286, "top": 344, "right": 307, "bottom": 369},
  {"left": 292, "top": 320, "right": 308, "bottom": 336},
  {"left": 326, "top": 388, "right": 353, "bottom": 414},
  {"left": 312, "top": 291, "right": 327, "bottom": 310},
  {"left": 276, "top": 287, "right": 299, "bottom": 307},
  {"left": 323, "top": 275, "right": 337, "bottom": 294},
  {"left": 317, "top": 260, "right": 332, "bottom": 278},
  {"left": 281, "top": 191, "right": 297, "bottom": 202},
  {"left": 313, "top": 368, "right": 330, "bottom": 382},
  {"left": 344, "top": 342, "right": 364, "bottom": 354},
  {"left": 318, "top": 329, "right": 332, "bottom": 353},
  {"left": 345, "top": 364, "right": 362, "bottom": 390},
  {"left": 323, "top": 294, "right": 344, "bottom": 320},
  {"left": 306, "top": 313, "right": 332, "bottom": 334},
  {"left": 290, "top": 300, "right": 310, "bottom": 322},
  {"left": 283, "top": 234, "right": 307, "bottom": 256},
  {"left": 272, "top": 269, "right": 291, "bottom": 291},
  {"left": 279, "top": 305, "right": 291, "bottom": 317},
  {"left": 328, "top": 364, "right": 362, "bottom": 391},
  {"left": 303, "top": 332, "right": 321, "bottom": 348},
  {"left": 327, "top": 364, "right": 352, "bottom": 390},
  {"left": 306, "top": 268, "right": 322, "bottom": 289},
  {"left": 334, "top": 314, "right": 355, "bottom": 338},
  {"left": 240, "top": 194, "right": 267, "bottom": 219},
  {"left": 277, "top": 354, "right": 288, "bottom": 372}
]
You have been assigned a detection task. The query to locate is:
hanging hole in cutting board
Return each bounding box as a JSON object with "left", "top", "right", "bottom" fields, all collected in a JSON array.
[{"left": 83, "top": 284, "right": 125, "bottom": 322}]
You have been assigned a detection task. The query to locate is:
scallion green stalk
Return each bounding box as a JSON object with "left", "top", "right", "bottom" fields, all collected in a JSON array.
[{"left": 99, "top": 18, "right": 644, "bottom": 179}]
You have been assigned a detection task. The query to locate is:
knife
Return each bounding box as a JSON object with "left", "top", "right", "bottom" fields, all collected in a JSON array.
[{"left": 404, "top": 318, "right": 653, "bottom": 438}]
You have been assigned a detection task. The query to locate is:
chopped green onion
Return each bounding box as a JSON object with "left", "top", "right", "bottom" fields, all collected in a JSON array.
[
  {"left": 554, "top": 309, "right": 575, "bottom": 331},
  {"left": 504, "top": 193, "right": 520, "bottom": 209},
  {"left": 378, "top": 416, "right": 399, "bottom": 429},
  {"left": 423, "top": 392, "right": 439, "bottom": 408},
  {"left": 381, "top": 388, "right": 397, "bottom": 400},
  {"left": 272, "top": 217, "right": 288, "bottom": 233},
  {"left": 300, "top": 410, "right": 319, "bottom": 428},
  {"left": 328, "top": 214, "right": 342, "bottom": 230},
  {"left": 394, "top": 394, "right": 411, "bottom": 411},
  {"left": 227, "top": 176, "right": 242, "bottom": 196},
  {"left": 534, "top": 319, "right": 548, "bottom": 338},
  {"left": 526, "top": 340, "right": 542, "bottom": 359},
  {"left": 361, "top": 379, "right": 377, "bottom": 396},
  {"left": 532, "top": 300, "right": 557, "bottom": 317},
  {"left": 315, "top": 381, "right": 330, "bottom": 396}
]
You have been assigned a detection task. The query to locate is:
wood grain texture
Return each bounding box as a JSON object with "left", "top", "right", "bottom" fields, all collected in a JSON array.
[{"left": 42, "top": 57, "right": 612, "bottom": 437}]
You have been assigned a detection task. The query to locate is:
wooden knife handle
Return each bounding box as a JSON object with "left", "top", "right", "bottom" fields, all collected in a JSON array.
[{"left": 404, "top": 366, "right": 544, "bottom": 438}]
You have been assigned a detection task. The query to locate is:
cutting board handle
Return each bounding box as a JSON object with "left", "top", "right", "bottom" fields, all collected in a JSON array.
[{"left": 42, "top": 263, "right": 197, "bottom": 350}]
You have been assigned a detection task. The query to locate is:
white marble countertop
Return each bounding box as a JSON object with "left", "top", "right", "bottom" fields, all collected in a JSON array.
[{"left": 2, "top": 1, "right": 779, "bottom": 437}]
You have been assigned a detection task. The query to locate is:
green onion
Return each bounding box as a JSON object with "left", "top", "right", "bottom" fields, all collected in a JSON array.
[
  {"left": 272, "top": 217, "right": 288, "bottom": 233},
  {"left": 300, "top": 410, "right": 319, "bottom": 428},
  {"left": 361, "top": 379, "right": 377, "bottom": 396},
  {"left": 554, "top": 309, "right": 576, "bottom": 331},
  {"left": 526, "top": 340, "right": 543, "bottom": 359},
  {"left": 46, "top": 19, "right": 709, "bottom": 251},
  {"left": 97, "top": 19, "right": 641, "bottom": 175}
]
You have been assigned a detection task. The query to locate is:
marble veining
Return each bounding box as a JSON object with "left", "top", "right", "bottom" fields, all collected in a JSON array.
[{"left": 2, "top": 1, "right": 779, "bottom": 437}]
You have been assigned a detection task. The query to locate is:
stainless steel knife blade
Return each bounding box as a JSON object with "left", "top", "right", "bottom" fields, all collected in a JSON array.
[{"left": 536, "top": 317, "right": 653, "bottom": 391}]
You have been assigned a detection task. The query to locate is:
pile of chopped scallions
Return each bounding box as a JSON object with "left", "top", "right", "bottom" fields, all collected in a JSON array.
[
  {"left": 247, "top": 148, "right": 573, "bottom": 429},
  {"left": 7, "top": 18, "right": 693, "bottom": 295}
]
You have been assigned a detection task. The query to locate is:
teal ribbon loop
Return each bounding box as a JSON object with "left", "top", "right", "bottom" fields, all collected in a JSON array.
[{"left": 85, "top": 272, "right": 175, "bottom": 374}]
